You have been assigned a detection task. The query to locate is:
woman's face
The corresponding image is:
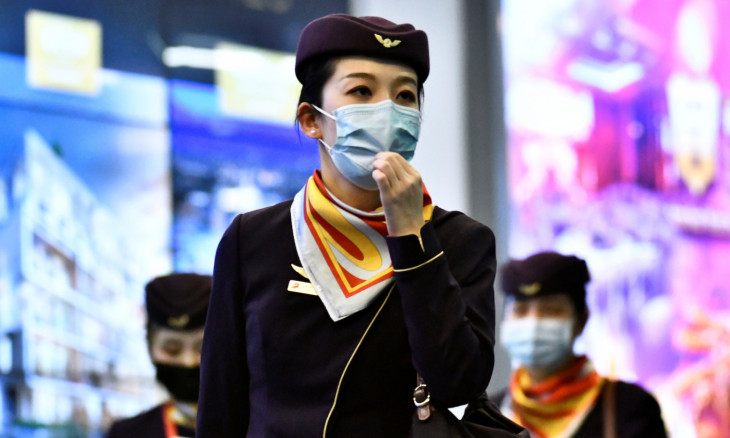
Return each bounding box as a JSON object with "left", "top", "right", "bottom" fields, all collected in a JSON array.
[
  {"left": 505, "top": 294, "right": 584, "bottom": 338},
  {"left": 317, "top": 56, "right": 419, "bottom": 148},
  {"left": 506, "top": 294, "right": 574, "bottom": 320},
  {"left": 149, "top": 326, "right": 204, "bottom": 368}
]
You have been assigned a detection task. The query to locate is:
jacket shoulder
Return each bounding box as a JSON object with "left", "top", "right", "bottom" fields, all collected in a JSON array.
[
  {"left": 612, "top": 380, "right": 663, "bottom": 409},
  {"left": 578, "top": 379, "right": 667, "bottom": 438},
  {"left": 431, "top": 206, "right": 496, "bottom": 266},
  {"left": 432, "top": 206, "right": 495, "bottom": 240},
  {"left": 221, "top": 199, "right": 294, "bottom": 245},
  {"left": 236, "top": 199, "right": 293, "bottom": 229},
  {"left": 106, "top": 405, "right": 165, "bottom": 438}
]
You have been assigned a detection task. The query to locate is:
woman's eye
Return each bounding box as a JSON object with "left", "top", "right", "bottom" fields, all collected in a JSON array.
[
  {"left": 397, "top": 90, "right": 416, "bottom": 102},
  {"left": 349, "top": 86, "right": 371, "bottom": 96},
  {"left": 511, "top": 305, "right": 528, "bottom": 317},
  {"left": 541, "top": 306, "right": 567, "bottom": 317},
  {"left": 161, "top": 340, "right": 183, "bottom": 356}
]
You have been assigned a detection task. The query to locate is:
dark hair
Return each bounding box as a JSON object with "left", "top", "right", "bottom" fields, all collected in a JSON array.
[
  {"left": 296, "top": 56, "right": 338, "bottom": 119},
  {"left": 294, "top": 55, "right": 425, "bottom": 126}
]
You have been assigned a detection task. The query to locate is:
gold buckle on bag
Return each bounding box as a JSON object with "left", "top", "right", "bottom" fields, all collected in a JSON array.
[
  {"left": 413, "top": 382, "right": 432, "bottom": 421},
  {"left": 413, "top": 383, "right": 430, "bottom": 407}
]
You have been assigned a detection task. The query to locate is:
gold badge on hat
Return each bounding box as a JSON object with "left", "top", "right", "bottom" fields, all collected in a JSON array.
[
  {"left": 374, "top": 34, "right": 401, "bottom": 48},
  {"left": 518, "top": 282, "right": 541, "bottom": 296},
  {"left": 168, "top": 314, "right": 190, "bottom": 328}
]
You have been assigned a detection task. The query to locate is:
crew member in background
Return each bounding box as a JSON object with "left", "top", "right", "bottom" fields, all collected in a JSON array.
[
  {"left": 106, "top": 273, "right": 211, "bottom": 438},
  {"left": 494, "top": 251, "right": 667, "bottom": 438}
]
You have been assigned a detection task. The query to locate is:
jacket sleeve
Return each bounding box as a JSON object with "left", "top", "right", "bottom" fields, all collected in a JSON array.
[
  {"left": 104, "top": 422, "right": 121, "bottom": 438},
  {"left": 196, "top": 214, "right": 249, "bottom": 437},
  {"left": 386, "top": 214, "right": 496, "bottom": 407},
  {"left": 615, "top": 382, "right": 668, "bottom": 438}
]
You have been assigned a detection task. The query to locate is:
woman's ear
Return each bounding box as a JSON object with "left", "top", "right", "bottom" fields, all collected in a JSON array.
[{"left": 297, "top": 102, "right": 321, "bottom": 140}]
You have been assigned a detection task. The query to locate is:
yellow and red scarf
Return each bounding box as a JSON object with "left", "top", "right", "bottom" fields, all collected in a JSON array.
[
  {"left": 162, "top": 402, "right": 195, "bottom": 438},
  {"left": 291, "top": 171, "right": 433, "bottom": 321},
  {"left": 508, "top": 356, "right": 605, "bottom": 438}
]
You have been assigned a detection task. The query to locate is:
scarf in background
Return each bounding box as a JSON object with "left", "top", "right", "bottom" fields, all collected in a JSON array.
[
  {"left": 291, "top": 171, "right": 433, "bottom": 321},
  {"left": 509, "top": 355, "right": 604, "bottom": 438}
]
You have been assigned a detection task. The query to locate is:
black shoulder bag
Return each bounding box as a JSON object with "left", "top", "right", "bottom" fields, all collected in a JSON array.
[{"left": 410, "top": 374, "right": 530, "bottom": 438}]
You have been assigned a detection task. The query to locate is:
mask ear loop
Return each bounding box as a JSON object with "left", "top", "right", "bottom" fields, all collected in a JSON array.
[
  {"left": 311, "top": 104, "right": 336, "bottom": 152},
  {"left": 318, "top": 138, "right": 334, "bottom": 152},
  {"left": 311, "top": 104, "right": 336, "bottom": 120}
]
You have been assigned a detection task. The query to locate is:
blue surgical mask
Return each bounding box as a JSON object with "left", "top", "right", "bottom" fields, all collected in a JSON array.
[
  {"left": 500, "top": 317, "right": 574, "bottom": 372},
  {"left": 313, "top": 100, "right": 421, "bottom": 190}
]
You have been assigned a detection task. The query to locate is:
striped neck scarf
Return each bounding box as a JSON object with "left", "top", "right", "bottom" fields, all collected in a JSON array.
[
  {"left": 509, "top": 355, "right": 605, "bottom": 438},
  {"left": 291, "top": 171, "right": 433, "bottom": 321}
]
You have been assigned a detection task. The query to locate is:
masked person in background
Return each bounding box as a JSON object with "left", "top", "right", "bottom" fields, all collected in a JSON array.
[
  {"left": 494, "top": 251, "right": 667, "bottom": 438},
  {"left": 106, "top": 273, "right": 211, "bottom": 438},
  {"left": 197, "top": 13, "right": 498, "bottom": 437}
]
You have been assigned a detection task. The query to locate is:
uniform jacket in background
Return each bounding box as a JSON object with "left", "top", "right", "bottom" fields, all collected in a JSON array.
[
  {"left": 106, "top": 404, "right": 195, "bottom": 438},
  {"left": 493, "top": 380, "right": 668, "bottom": 438}
]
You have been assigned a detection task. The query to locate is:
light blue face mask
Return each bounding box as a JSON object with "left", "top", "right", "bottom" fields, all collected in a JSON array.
[
  {"left": 313, "top": 100, "right": 421, "bottom": 190},
  {"left": 500, "top": 317, "right": 575, "bottom": 372}
]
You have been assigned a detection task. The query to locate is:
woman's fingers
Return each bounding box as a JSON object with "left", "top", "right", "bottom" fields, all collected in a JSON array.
[
  {"left": 373, "top": 152, "right": 417, "bottom": 194},
  {"left": 372, "top": 152, "right": 424, "bottom": 236}
]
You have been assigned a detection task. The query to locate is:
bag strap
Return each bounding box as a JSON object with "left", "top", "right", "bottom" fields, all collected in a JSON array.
[
  {"left": 413, "top": 373, "right": 432, "bottom": 421},
  {"left": 602, "top": 379, "right": 616, "bottom": 438}
]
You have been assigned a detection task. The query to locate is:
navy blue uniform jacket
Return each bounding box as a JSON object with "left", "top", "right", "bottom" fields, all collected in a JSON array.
[
  {"left": 493, "top": 380, "right": 667, "bottom": 438},
  {"left": 197, "top": 200, "right": 497, "bottom": 437}
]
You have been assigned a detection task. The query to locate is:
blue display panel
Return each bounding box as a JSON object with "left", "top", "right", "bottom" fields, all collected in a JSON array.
[
  {"left": 0, "top": 1, "right": 347, "bottom": 435},
  {"left": 170, "top": 79, "right": 319, "bottom": 274},
  {"left": 0, "top": 48, "right": 320, "bottom": 436},
  {"left": 0, "top": 52, "right": 170, "bottom": 437}
]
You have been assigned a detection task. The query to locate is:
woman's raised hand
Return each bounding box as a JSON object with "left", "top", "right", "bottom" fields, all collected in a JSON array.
[{"left": 372, "top": 151, "right": 425, "bottom": 237}]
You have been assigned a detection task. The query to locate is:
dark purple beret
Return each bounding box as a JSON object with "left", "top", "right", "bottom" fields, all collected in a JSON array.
[
  {"left": 295, "top": 14, "right": 430, "bottom": 83},
  {"left": 145, "top": 273, "right": 212, "bottom": 330},
  {"left": 501, "top": 252, "right": 590, "bottom": 311}
]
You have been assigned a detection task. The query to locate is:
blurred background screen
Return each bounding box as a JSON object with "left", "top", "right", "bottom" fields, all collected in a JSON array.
[
  {"left": 503, "top": 0, "right": 730, "bottom": 437},
  {"left": 1, "top": 0, "right": 728, "bottom": 437},
  {"left": 0, "top": 0, "right": 344, "bottom": 436}
]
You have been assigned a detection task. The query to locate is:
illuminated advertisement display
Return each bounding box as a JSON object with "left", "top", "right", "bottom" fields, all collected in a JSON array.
[
  {"left": 0, "top": 52, "right": 170, "bottom": 435},
  {"left": 170, "top": 78, "right": 318, "bottom": 274},
  {"left": 503, "top": 1, "right": 730, "bottom": 436},
  {"left": 0, "top": 1, "right": 346, "bottom": 435},
  {"left": 0, "top": 42, "right": 315, "bottom": 438},
  {"left": 25, "top": 10, "right": 102, "bottom": 94}
]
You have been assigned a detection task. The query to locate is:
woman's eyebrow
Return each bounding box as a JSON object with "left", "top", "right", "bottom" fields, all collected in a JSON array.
[
  {"left": 394, "top": 75, "right": 418, "bottom": 88},
  {"left": 338, "top": 72, "right": 376, "bottom": 82},
  {"left": 337, "top": 72, "right": 417, "bottom": 87}
]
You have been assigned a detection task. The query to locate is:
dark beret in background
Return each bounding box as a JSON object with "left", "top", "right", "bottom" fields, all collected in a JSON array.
[
  {"left": 295, "top": 14, "right": 430, "bottom": 83},
  {"left": 145, "top": 273, "right": 212, "bottom": 330},
  {"left": 500, "top": 251, "right": 591, "bottom": 311}
]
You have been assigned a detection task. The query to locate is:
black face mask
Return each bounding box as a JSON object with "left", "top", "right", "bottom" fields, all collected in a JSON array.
[{"left": 154, "top": 363, "right": 200, "bottom": 403}]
